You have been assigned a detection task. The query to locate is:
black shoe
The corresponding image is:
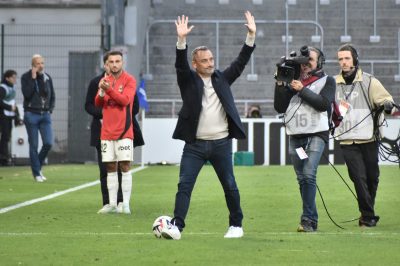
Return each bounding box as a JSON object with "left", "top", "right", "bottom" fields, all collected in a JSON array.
[
  {"left": 297, "top": 218, "right": 318, "bottom": 232},
  {"left": 359, "top": 216, "right": 380, "bottom": 227}
]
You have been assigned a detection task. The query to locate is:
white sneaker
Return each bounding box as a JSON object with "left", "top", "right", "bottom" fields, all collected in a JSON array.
[
  {"left": 40, "top": 171, "right": 47, "bottom": 181},
  {"left": 97, "top": 204, "right": 117, "bottom": 214},
  {"left": 161, "top": 223, "right": 181, "bottom": 240},
  {"left": 34, "top": 176, "right": 44, "bottom": 183},
  {"left": 224, "top": 226, "right": 244, "bottom": 238},
  {"left": 122, "top": 204, "right": 131, "bottom": 214},
  {"left": 116, "top": 202, "right": 123, "bottom": 213}
]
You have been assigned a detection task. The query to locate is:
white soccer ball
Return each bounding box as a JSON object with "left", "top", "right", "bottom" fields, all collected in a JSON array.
[{"left": 152, "top": 215, "right": 172, "bottom": 238}]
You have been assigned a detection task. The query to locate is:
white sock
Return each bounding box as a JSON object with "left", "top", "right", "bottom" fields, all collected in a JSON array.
[
  {"left": 107, "top": 172, "right": 118, "bottom": 207},
  {"left": 121, "top": 171, "right": 132, "bottom": 207}
]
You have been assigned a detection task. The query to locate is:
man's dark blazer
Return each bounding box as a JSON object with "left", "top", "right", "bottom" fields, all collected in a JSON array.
[
  {"left": 173, "top": 43, "right": 256, "bottom": 143},
  {"left": 84, "top": 72, "right": 144, "bottom": 148}
]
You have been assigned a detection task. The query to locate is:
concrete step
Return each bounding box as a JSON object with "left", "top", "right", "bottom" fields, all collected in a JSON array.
[{"left": 141, "top": 0, "right": 400, "bottom": 118}]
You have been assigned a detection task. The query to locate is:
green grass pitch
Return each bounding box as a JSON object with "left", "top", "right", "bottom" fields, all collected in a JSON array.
[{"left": 0, "top": 164, "right": 399, "bottom": 265}]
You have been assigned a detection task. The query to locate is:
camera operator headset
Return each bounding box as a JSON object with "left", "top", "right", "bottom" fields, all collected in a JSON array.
[{"left": 273, "top": 46, "right": 336, "bottom": 232}]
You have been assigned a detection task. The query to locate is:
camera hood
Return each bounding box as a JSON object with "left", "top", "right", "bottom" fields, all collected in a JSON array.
[{"left": 276, "top": 65, "right": 295, "bottom": 82}]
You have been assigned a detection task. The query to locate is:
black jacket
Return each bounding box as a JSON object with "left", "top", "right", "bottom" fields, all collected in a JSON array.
[
  {"left": 84, "top": 72, "right": 144, "bottom": 148},
  {"left": 21, "top": 70, "right": 55, "bottom": 113},
  {"left": 173, "top": 43, "right": 256, "bottom": 143}
]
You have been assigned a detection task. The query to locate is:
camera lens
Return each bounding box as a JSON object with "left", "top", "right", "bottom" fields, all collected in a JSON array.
[{"left": 300, "top": 46, "right": 309, "bottom": 57}]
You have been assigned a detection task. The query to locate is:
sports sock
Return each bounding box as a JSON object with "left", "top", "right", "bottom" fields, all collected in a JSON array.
[
  {"left": 121, "top": 171, "right": 132, "bottom": 207},
  {"left": 107, "top": 172, "right": 118, "bottom": 207}
]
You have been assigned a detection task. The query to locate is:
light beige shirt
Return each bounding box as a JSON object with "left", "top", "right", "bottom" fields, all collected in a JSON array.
[
  {"left": 176, "top": 33, "right": 255, "bottom": 140},
  {"left": 196, "top": 77, "right": 229, "bottom": 140}
]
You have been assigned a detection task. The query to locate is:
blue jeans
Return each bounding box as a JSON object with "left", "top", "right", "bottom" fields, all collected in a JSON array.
[
  {"left": 24, "top": 112, "right": 53, "bottom": 177},
  {"left": 172, "top": 138, "right": 243, "bottom": 230},
  {"left": 288, "top": 136, "right": 325, "bottom": 223}
]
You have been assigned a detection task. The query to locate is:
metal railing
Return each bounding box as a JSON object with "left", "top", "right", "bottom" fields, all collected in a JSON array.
[
  {"left": 326, "top": 29, "right": 400, "bottom": 78},
  {"left": 0, "top": 23, "right": 102, "bottom": 160},
  {"left": 145, "top": 19, "right": 324, "bottom": 79},
  {"left": 145, "top": 98, "right": 274, "bottom": 118},
  {"left": 325, "top": 59, "right": 400, "bottom": 76}
]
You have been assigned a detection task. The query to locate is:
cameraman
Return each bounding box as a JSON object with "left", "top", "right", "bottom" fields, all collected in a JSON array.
[
  {"left": 274, "top": 46, "right": 336, "bottom": 232},
  {"left": 334, "top": 44, "right": 397, "bottom": 227}
]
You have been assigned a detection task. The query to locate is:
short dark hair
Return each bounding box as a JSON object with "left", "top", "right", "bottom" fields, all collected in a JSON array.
[
  {"left": 103, "top": 53, "right": 109, "bottom": 64},
  {"left": 338, "top": 43, "right": 359, "bottom": 66},
  {"left": 2, "top": 69, "right": 17, "bottom": 83},
  {"left": 103, "top": 50, "right": 123, "bottom": 63},
  {"left": 4, "top": 69, "right": 17, "bottom": 79},
  {"left": 191, "top": 46, "right": 210, "bottom": 61}
]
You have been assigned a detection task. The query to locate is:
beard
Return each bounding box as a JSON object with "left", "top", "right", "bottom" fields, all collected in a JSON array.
[
  {"left": 342, "top": 67, "right": 356, "bottom": 77},
  {"left": 300, "top": 72, "right": 311, "bottom": 81},
  {"left": 111, "top": 68, "right": 122, "bottom": 76}
]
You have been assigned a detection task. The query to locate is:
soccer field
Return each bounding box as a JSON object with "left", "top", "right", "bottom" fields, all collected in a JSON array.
[{"left": 0, "top": 164, "right": 399, "bottom": 265}]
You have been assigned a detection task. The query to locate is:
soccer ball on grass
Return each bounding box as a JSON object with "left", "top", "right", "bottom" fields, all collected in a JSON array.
[{"left": 152, "top": 215, "right": 172, "bottom": 238}]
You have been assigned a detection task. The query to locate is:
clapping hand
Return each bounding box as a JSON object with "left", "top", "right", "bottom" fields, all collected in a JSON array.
[{"left": 99, "top": 78, "right": 110, "bottom": 91}]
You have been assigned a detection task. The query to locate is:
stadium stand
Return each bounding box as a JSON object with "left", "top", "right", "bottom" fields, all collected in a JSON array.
[{"left": 142, "top": 0, "right": 400, "bottom": 117}]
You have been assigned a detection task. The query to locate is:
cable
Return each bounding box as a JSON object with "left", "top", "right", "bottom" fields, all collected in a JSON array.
[
  {"left": 321, "top": 106, "right": 399, "bottom": 227},
  {"left": 282, "top": 98, "right": 303, "bottom": 126},
  {"left": 329, "top": 110, "right": 374, "bottom": 140},
  {"left": 316, "top": 184, "right": 345, "bottom": 230},
  {"left": 341, "top": 217, "right": 359, "bottom": 223},
  {"left": 330, "top": 104, "right": 400, "bottom": 164},
  {"left": 322, "top": 153, "right": 358, "bottom": 200},
  {"left": 321, "top": 152, "right": 360, "bottom": 225},
  {"left": 373, "top": 107, "right": 400, "bottom": 165}
]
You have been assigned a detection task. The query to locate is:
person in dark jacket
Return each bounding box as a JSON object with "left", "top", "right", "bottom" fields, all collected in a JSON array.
[
  {"left": 21, "top": 54, "right": 55, "bottom": 182},
  {"left": 85, "top": 52, "right": 144, "bottom": 214},
  {"left": 162, "top": 11, "right": 256, "bottom": 240},
  {"left": 274, "top": 46, "right": 336, "bottom": 232}
]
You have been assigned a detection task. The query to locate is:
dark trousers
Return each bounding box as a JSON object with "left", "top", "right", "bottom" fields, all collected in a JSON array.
[
  {"left": 341, "top": 141, "right": 380, "bottom": 218},
  {"left": 172, "top": 138, "right": 243, "bottom": 231},
  {"left": 95, "top": 144, "right": 123, "bottom": 206},
  {"left": 0, "top": 117, "right": 12, "bottom": 163}
]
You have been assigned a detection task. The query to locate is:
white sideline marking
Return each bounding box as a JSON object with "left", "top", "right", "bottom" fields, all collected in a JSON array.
[
  {"left": 0, "top": 166, "right": 147, "bottom": 214},
  {"left": 1, "top": 231, "right": 399, "bottom": 237}
]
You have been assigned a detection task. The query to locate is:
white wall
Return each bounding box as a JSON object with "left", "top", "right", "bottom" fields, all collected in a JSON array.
[
  {"left": 141, "top": 118, "right": 400, "bottom": 165},
  {"left": 142, "top": 118, "right": 184, "bottom": 164}
]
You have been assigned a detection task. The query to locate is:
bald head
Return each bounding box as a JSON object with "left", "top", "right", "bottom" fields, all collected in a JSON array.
[{"left": 31, "top": 54, "right": 44, "bottom": 74}]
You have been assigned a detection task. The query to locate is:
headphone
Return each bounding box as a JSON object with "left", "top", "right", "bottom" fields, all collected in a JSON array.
[
  {"left": 309, "top": 46, "right": 326, "bottom": 70},
  {"left": 338, "top": 43, "right": 359, "bottom": 67}
]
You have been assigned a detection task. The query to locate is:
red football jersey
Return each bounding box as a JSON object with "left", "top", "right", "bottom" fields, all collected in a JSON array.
[{"left": 95, "top": 71, "right": 136, "bottom": 140}]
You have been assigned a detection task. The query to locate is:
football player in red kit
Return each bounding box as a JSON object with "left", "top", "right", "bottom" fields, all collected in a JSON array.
[{"left": 95, "top": 50, "right": 136, "bottom": 214}]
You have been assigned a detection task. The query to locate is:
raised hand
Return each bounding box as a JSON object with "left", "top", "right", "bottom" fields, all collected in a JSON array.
[
  {"left": 244, "top": 11, "right": 256, "bottom": 36},
  {"left": 31, "top": 65, "right": 39, "bottom": 79},
  {"left": 175, "top": 15, "right": 194, "bottom": 39}
]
